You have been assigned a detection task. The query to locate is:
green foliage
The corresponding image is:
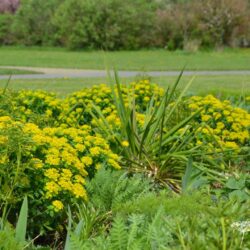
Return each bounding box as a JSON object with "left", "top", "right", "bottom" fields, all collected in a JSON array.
[
  {"left": 0, "top": 14, "right": 14, "bottom": 45},
  {"left": 66, "top": 190, "right": 250, "bottom": 249},
  {"left": 66, "top": 201, "right": 174, "bottom": 249},
  {"left": 86, "top": 168, "right": 152, "bottom": 212},
  {"left": 65, "top": 169, "right": 153, "bottom": 248},
  {"left": 223, "top": 174, "right": 250, "bottom": 201},
  {"left": 11, "top": 0, "right": 61, "bottom": 46},
  {"left": 181, "top": 158, "right": 208, "bottom": 193},
  {"left": 91, "top": 73, "right": 227, "bottom": 190},
  {"left": 15, "top": 196, "right": 28, "bottom": 243},
  {"left": 1, "top": 0, "right": 250, "bottom": 49},
  {"left": 156, "top": 0, "right": 250, "bottom": 50},
  {"left": 0, "top": 226, "right": 24, "bottom": 250},
  {"left": 0, "top": 197, "right": 29, "bottom": 250},
  {"left": 52, "top": 0, "right": 157, "bottom": 50},
  {"left": 0, "top": 78, "right": 249, "bottom": 248}
]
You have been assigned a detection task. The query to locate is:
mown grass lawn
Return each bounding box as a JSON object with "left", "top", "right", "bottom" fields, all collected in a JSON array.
[
  {"left": 1, "top": 75, "right": 249, "bottom": 97},
  {"left": 0, "top": 68, "right": 39, "bottom": 75},
  {"left": 1, "top": 47, "right": 250, "bottom": 71}
]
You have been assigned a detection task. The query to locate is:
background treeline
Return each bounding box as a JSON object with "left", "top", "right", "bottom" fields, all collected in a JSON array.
[{"left": 0, "top": 0, "right": 250, "bottom": 50}]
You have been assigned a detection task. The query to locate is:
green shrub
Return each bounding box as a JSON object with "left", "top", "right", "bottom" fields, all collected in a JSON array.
[
  {"left": 1, "top": 0, "right": 250, "bottom": 49},
  {"left": 11, "top": 0, "right": 61, "bottom": 46},
  {"left": 0, "top": 116, "right": 120, "bottom": 238},
  {"left": 156, "top": 0, "right": 250, "bottom": 50},
  {"left": 52, "top": 0, "right": 157, "bottom": 50},
  {"left": 0, "top": 14, "right": 14, "bottom": 44}
]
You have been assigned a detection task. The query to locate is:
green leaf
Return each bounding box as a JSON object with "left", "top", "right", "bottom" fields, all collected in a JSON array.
[
  {"left": 229, "top": 190, "right": 249, "bottom": 201},
  {"left": 15, "top": 196, "right": 28, "bottom": 243},
  {"left": 64, "top": 206, "right": 73, "bottom": 250},
  {"left": 2, "top": 75, "right": 12, "bottom": 95},
  {"left": 182, "top": 158, "right": 194, "bottom": 192},
  {"left": 226, "top": 177, "right": 245, "bottom": 190},
  {"left": 74, "top": 219, "right": 84, "bottom": 236}
]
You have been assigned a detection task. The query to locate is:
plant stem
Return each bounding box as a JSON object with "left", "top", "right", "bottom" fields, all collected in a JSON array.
[{"left": 221, "top": 217, "right": 227, "bottom": 250}]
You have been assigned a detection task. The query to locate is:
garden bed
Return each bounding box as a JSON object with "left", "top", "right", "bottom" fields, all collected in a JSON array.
[{"left": 0, "top": 79, "right": 249, "bottom": 249}]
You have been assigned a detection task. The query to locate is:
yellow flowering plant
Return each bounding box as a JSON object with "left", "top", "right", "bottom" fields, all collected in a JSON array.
[
  {"left": 1, "top": 78, "right": 250, "bottom": 243},
  {"left": 188, "top": 95, "right": 250, "bottom": 152},
  {"left": 0, "top": 89, "right": 63, "bottom": 127},
  {"left": 58, "top": 80, "right": 164, "bottom": 128},
  {"left": 0, "top": 116, "right": 120, "bottom": 237}
]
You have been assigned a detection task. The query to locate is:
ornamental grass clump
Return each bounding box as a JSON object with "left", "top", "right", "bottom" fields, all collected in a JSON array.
[{"left": 0, "top": 115, "right": 120, "bottom": 237}]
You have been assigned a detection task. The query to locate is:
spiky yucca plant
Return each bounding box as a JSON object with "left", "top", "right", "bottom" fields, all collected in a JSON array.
[{"left": 91, "top": 71, "right": 225, "bottom": 191}]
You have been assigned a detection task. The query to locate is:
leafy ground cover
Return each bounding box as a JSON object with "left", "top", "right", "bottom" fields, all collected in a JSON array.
[
  {"left": 0, "top": 77, "right": 249, "bottom": 249},
  {"left": 0, "top": 75, "right": 250, "bottom": 97},
  {"left": 1, "top": 47, "right": 250, "bottom": 70}
]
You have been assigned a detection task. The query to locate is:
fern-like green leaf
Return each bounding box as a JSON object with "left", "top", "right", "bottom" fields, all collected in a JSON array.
[{"left": 110, "top": 217, "right": 128, "bottom": 250}]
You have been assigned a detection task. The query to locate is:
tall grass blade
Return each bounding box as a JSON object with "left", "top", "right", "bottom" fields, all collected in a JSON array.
[
  {"left": 64, "top": 206, "right": 73, "bottom": 250},
  {"left": 2, "top": 74, "right": 12, "bottom": 95},
  {"left": 166, "top": 67, "right": 185, "bottom": 104},
  {"left": 15, "top": 196, "right": 28, "bottom": 243},
  {"left": 182, "top": 158, "right": 193, "bottom": 192},
  {"left": 164, "top": 76, "right": 195, "bottom": 124}
]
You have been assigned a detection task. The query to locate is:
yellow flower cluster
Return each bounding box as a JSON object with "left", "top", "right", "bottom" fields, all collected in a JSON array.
[
  {"left": 1, "top": 90, "right": 63, "bottom": 127},
  {"left": 0, "top": 116, "right": 120, "bottom": 212},
  {"left": 52, "top": 200, "right": 64, "bottom": 211},
  {"left": 188, "top": 95, "right": 250, "bottom": 150},
  {"left": 127, "top": 79, "right": 164, "bottom": 111},
  {"left": 1, "top": 80, "right": 163, "bottom": 130},
  {"left": 58, "top": 80, "right": 164, "bottom": 128}
]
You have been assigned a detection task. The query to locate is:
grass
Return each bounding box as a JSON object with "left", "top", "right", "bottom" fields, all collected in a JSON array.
[
  {"left": 1, "top": 47, "right": 250, "bottom": 71},
  {"left": 1, "top": 75, "right": 249, "bottom": 97},
  {"left": 0, "top": 68, "right": 39, "bottom": 75}
]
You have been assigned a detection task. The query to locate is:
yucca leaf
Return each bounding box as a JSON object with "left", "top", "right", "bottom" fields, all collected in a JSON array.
[
  {"left": 164, "top": 76, "right": 195, "bottom": 125},
  {"left": 160, "top": 109, "right": 202, "bottom": 146},
  {"left": 64, "top": 206, "right": 73, "bottom": 250},
  {"left": 15, "top": 196, "right": 28, "bottom": 243},
  {"left": 166, "top": 67, "right": 185, "bottom": 105},
  {"left": 74, "top": 219, "right": 84, "bottom": 236},
  {"left": 90, "top": 103, "right": 114, "bottom": 135},
  {"left": 159, "top": 88, "right": 170, "bottom": 157},
  {"left": 2, "top": 75, "right": 12, "bottom": 95},
  {"left": 182, "top": 158, "right": 194, "bottom": 192},
  {"left": 144, "top": 90, "right": 168, "bottom": 145}
]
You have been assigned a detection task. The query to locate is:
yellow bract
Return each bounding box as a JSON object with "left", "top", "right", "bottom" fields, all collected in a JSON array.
[
  {"left": 121, "top": 140, "right": 129, "bottom": 147},
  {"left": 52, "top": 200, "right": 64, "bottom": 211}
]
